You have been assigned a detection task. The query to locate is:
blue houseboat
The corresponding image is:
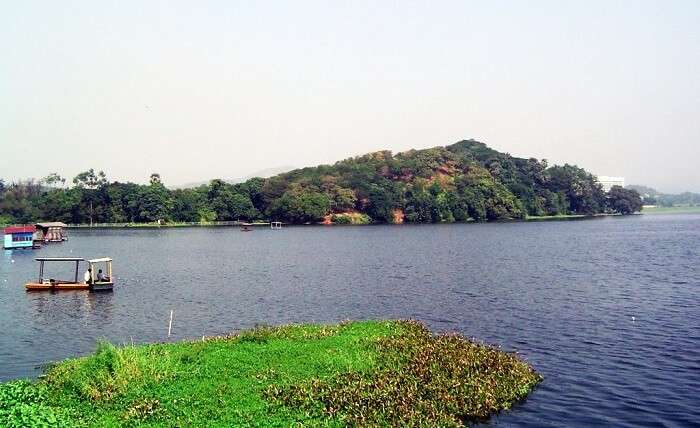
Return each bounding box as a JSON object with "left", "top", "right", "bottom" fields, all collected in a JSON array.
[{"left": 3, "top": 225, "right": 39, "bottom": 250}]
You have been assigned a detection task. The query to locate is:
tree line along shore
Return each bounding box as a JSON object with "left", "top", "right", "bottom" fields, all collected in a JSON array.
[
  {"left": 57, "top": 213, "right": 621, "bottom": 229},
  {"left": 0, "top": 139, "right": 643, "bottom": 227}
]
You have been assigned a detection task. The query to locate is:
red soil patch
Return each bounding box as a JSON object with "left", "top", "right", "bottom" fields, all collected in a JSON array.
[{"left": 392, "top": 209, "right": 405, "bottom": 224}]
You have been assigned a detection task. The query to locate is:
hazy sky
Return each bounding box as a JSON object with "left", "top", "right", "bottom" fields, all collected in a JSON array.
[{"left": 2, "top": 1, "right": 698, "bottom": 192}]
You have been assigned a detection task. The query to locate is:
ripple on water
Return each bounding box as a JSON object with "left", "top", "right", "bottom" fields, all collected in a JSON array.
[{"left": 0, "top": 217, "right": 698, "bottom": 427}]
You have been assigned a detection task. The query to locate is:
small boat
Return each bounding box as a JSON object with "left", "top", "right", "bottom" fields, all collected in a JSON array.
[
  {"left": 25, "top": 257, "right": 114, "bottom": 292},
  {"left": 88, "top": 258, "right": 115, "bottom": 291},
  {"left": 240, "top": 223, "right": 253, "bottom": 232}
]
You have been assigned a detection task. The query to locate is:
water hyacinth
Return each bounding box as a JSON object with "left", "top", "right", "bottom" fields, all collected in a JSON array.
[
  {"left": 0, "top": 320, "right": 540, "bottom": 426},
  {"left": 266, "top": 320, "right": 541, "bottom": 426}
]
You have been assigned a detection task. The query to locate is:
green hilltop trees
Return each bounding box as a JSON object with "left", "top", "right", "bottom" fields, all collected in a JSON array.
[{"left": 0, "top": 140, "right": 644, "bottom": 225}]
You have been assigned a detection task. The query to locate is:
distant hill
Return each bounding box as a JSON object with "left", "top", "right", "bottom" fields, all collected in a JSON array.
[
  {"left": 170, "top": 166, "right": 295, "bottom": 190},
  {"left": 0, "top": 139, "right": 643, "bottom": 225},
  {"left": 254, "top": 139, "right": 616, "bottom": 223},
  {"left": 626, "top": 185, "right": 661, "bottom": 198},
  {"left": 627, "top": 184, "right": 700, "bottom": 206}
]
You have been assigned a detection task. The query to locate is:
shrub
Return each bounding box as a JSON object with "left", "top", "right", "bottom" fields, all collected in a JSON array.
[
  {"left": 331, "top": 213, "right": 372, "bottom": 225},
  {"left": 44, "top": 341, "right": 181, "bottom": 401}
]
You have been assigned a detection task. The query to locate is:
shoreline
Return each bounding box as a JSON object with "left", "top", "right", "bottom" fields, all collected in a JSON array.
[
  {"left": 11, "top": 210, "right": 683, "bottom": 231},
  {"left": 0, "top": 320, "right": 541, "bottom": 427},
  {"left": 59, "top": 213, "right": 622, "bottom": 229},
  {"left": 638, "top": 205, "right": 700, "bottom": 215}
]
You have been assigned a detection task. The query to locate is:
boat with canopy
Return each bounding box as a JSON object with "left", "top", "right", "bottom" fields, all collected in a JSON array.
[{"left": 25, "top": 257, "right": 114, "bottom": 291}]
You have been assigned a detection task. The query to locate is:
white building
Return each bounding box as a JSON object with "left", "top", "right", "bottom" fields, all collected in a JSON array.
[{"left": 597, "top": 176, "right": 625, "bottom": 192}]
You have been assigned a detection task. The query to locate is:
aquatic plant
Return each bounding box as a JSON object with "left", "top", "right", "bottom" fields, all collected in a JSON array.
[
  {"left": 0, "top": 380, "right": 71, "bottom": 427},
  {"left": 0, "top": 320, "right": 540, "bottom": 427},
  {"left": 266, "top": 320, "right": 541, "bottom": 426}
]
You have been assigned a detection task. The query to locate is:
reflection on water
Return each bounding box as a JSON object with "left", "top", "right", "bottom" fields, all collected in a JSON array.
[
  {"left": 1, "top": 215, "right": 699, "bottom": 427},
  {"left": 28, "top": 291, "right": 114, "bottom": 326}
]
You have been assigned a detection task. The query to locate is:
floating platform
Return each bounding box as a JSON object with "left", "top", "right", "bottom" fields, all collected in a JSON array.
[
  {"left": 26, "top": 281, "right": 90, "bottom": 291},
  {"left": 25, "top": 281, "right": 113, "bottom": 291}
]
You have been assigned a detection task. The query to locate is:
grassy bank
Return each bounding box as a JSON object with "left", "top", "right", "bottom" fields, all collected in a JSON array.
[
  {"left": 63, "top": 215, "right": 615, "bottom": 229},
  {"left": 65, "top": 221, "right": 274, "bottom": 229},
  {"left": 641, "top": 205, "right": 700, "bottom": 215},
  {"left": 525, "top": 214, "right": 589, "bottom": 221},
  {"left": 0, "top": 321, "right": 540, "bottom": 427},
  {"left": 523, "top": 213, "right": 621, "bottom": 221}
]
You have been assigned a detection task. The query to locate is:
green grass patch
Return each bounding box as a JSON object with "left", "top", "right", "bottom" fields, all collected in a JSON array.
[
  {"left": 525, "top": 213, "right": 602, "bottom": 221},
  {"left": 0, "top": 321, "right": 541, "bottom": 427},
  {"left": 330, "top": 213, "right": 372, "bottom": 225},
  {"left": 642, "top": 205, "right": 700, "bottom": 215}
]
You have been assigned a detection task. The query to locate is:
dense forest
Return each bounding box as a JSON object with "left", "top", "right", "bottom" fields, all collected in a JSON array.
[{"left": 0, "top": 140, "right": 643, "bottom": 225}]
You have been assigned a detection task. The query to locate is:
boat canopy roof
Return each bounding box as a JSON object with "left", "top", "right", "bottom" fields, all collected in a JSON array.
[
  {"left": 35, "top": 257, "right": 85, "bottom": 262},
  {"left": 5, "top": 225, "right": 36, "bottom": 234},
  {"left": 88, "top": 257, "right": 112, "bottom": 263},
  {"left": 36, "top": 222, "right": 68, "bottom": 228}
]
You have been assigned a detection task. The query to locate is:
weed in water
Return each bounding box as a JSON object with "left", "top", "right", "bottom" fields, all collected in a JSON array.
[{"left": 1, "top": 320, "right": 540, "bottom": 427}]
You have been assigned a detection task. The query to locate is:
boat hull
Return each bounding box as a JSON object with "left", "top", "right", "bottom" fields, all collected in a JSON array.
[
  {"left": 25, "top": 282, "right": 90, "bottom": 291},
  {"left": 3, "top": 244, "right": 41, "bottom": 250},
  {"left": 25, "top": 281, "right": 114, "bottom": 291},
  {"left": 91, "top": 282, "right": 114, "bottom": 291}
]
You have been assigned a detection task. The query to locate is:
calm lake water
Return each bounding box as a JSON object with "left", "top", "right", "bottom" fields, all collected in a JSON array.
[{"left": 1, "top": 215, "right": 699, "bottom": 427}]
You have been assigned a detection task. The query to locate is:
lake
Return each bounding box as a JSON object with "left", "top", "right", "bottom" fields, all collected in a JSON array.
[{"left": 1, "top": 215, "right": 698, "bottom": 427}]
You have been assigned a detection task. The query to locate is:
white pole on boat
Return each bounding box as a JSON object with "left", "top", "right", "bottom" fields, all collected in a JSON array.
[{"left": 168, "top": 310, "right": 173, "bottom": 337}]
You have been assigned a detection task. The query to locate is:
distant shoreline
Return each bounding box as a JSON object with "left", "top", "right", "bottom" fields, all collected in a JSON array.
[
  {"left": 64, "top": 207, "right": 699, "bottom": 230},
  {"left": 639, "top": 205, "right": 700, "bottom": 215},
  {"left": 8, "top": 210, "right": 692, "bottom": 231},
  {"left": 64, "top": 221, "right": 271, "bottom": 229},
  {"left": 58, "top": 213, "right": 626, "bottom": 229}
]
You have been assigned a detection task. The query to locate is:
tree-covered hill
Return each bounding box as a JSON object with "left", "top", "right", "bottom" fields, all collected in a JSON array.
[
  {"left": 0, "top": 139, "right": 641, "bottom": 225},
  {"left": 626, "top": 184, "right": 700, "bottom": 207}
]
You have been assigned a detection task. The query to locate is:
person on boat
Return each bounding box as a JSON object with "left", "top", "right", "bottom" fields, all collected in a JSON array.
[
  {"left": 84, "top": 268, "right": 92, "bottom": 284},
  {"left": 96, "top": 269, "right": 108, "bottom": 282}
]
